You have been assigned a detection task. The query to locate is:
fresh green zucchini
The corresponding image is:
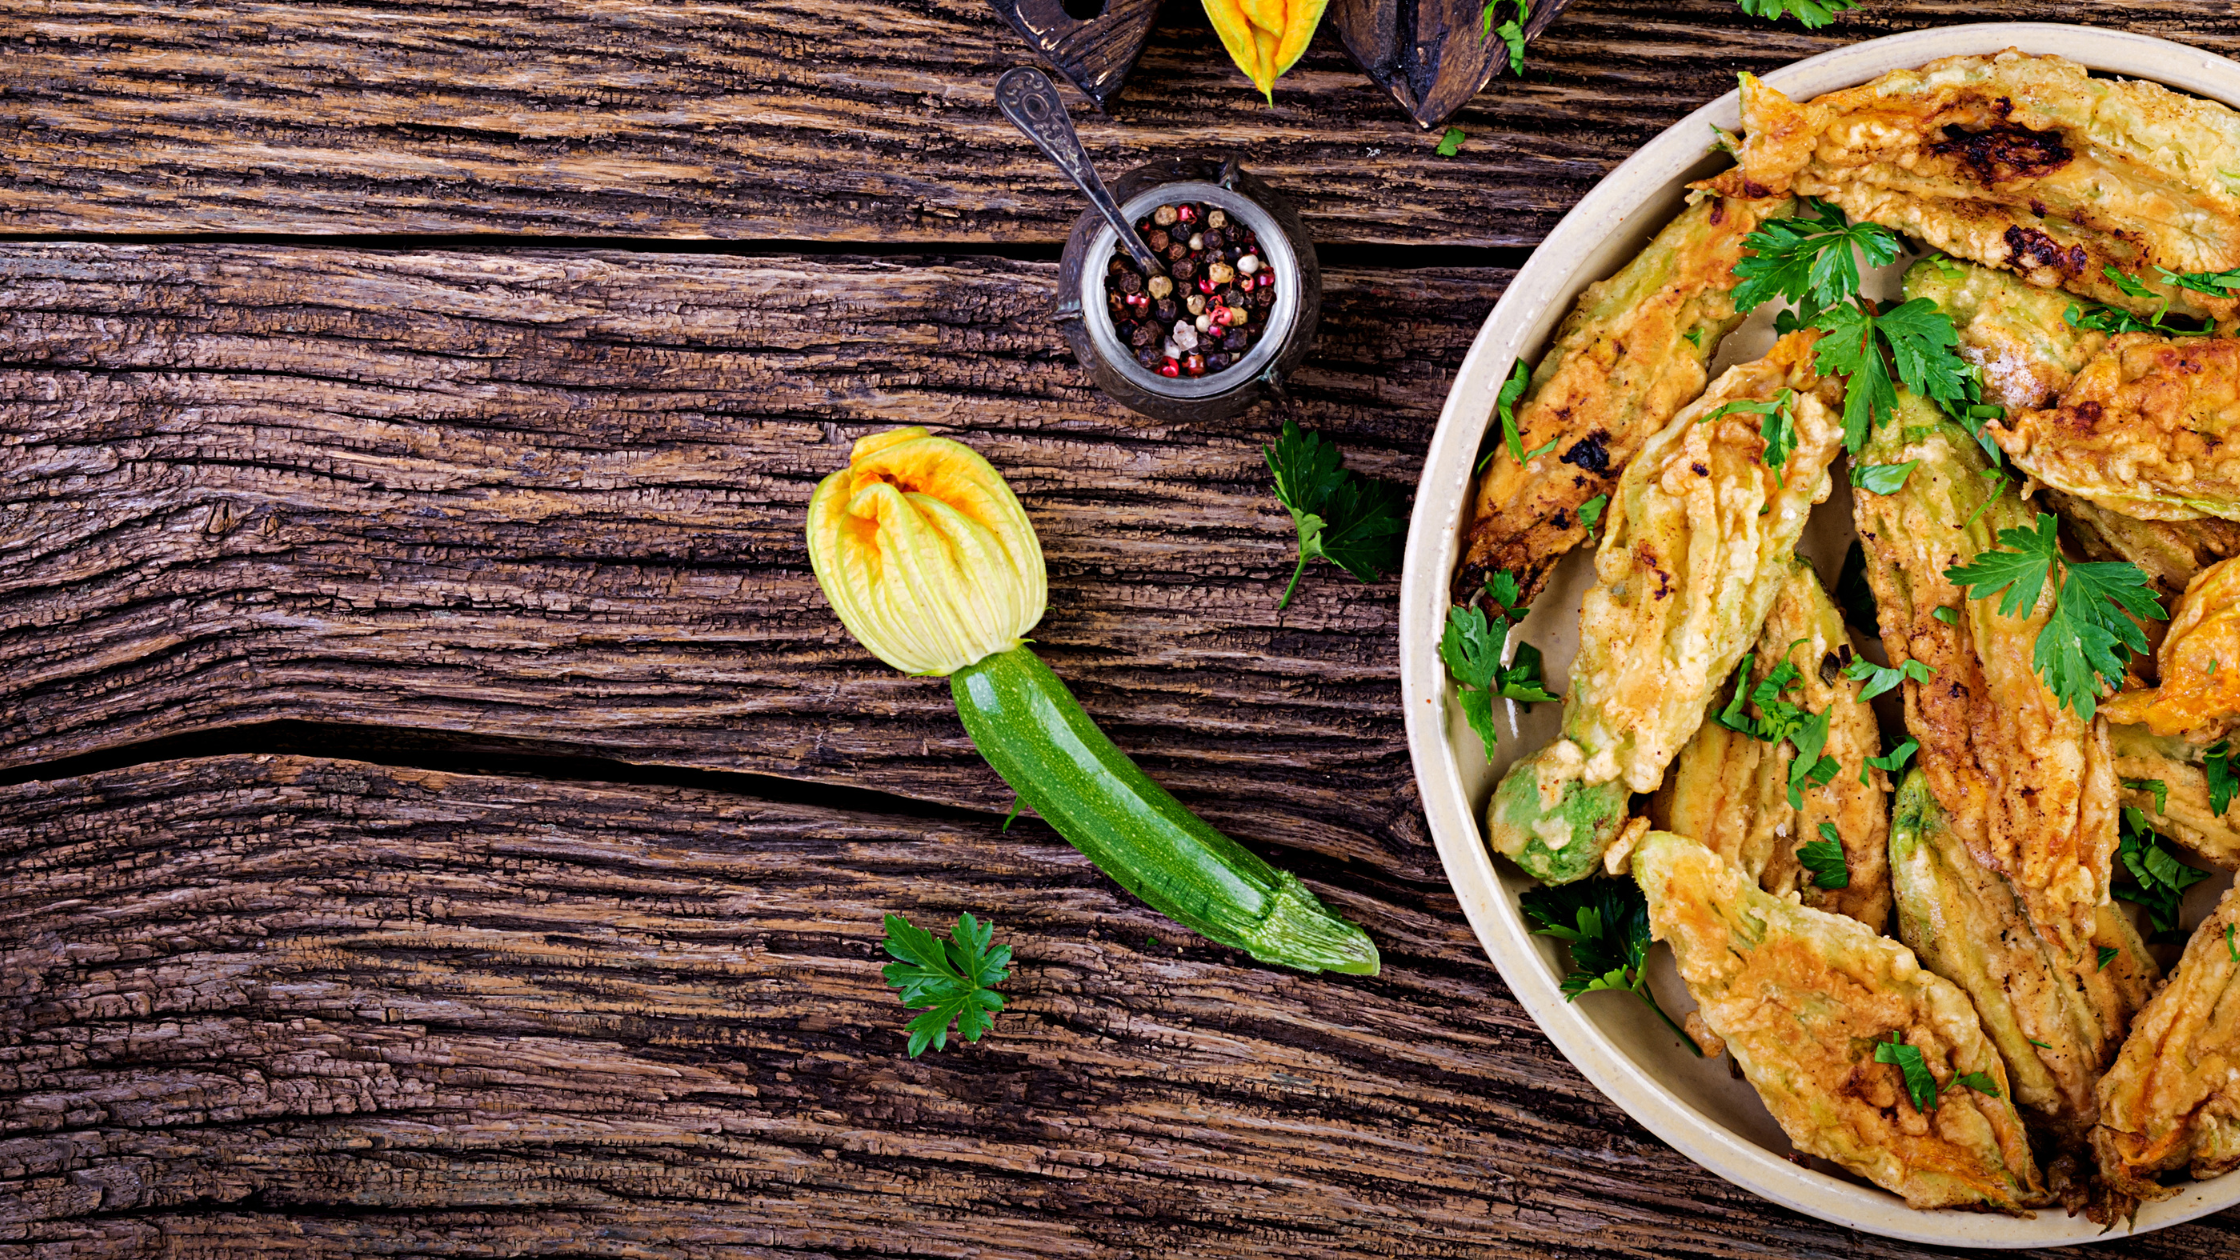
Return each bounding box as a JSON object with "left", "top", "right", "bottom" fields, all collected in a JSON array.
[{"left": 952, "top": 645, "right": 1380, "bottom": 975}]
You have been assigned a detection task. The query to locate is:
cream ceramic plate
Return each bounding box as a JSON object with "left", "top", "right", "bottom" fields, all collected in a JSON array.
[{"left": 1400, "top": 23, "right": 2240, "bottom": 1246}]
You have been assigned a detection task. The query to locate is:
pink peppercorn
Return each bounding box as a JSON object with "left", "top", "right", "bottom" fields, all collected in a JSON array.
[{"left": 1158, "top": 359, "right": 1180, "bottom": 377}]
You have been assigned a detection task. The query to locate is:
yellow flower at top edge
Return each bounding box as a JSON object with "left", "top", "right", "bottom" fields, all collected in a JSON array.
[
  {"left": 1203, "top": 0, "right": 1330, "bottom": 102},
  {"left": 805, "top": 427, "right": 1048, "bottom": 677}
]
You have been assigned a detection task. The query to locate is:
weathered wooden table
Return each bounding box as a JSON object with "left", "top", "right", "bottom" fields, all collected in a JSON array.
[{"left": 4, "top": 2, "right": 2237, "bottom": 1255}]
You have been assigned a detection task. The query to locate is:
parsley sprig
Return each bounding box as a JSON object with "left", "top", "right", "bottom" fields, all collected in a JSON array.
[
  {"left": 2115, "top": 807, "right": 2211, "bottom": 941},
  {"left": 1520, "top": 876, "right": 1701, "bottom": 1054},
  {"left": 882, "top": 911, "right": 1011, "bottom": 1058},
  {"left": 1736, "top": 0, "right": 1859, "bottom": 28},
  {"left": 1730, "top": 201, "right": 1974, "bottom": 451},
  {"left": 1264, "top": 420, "right": 1409, "bottom": 610},
  {"left": 1442, "top": 571, "right": 1560, "bottom": 756},
  {"left": 1944, "top": 513, "right": 2166, "bottom": 719}
]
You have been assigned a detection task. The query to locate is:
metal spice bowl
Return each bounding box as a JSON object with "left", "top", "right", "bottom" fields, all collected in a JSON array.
[{"left": 1055, "top": 159, "right": 1321, "bottom": 423}]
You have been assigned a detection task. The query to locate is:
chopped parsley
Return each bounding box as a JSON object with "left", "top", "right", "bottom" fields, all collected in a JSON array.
[
  {"left": 1844, "top": 656, "right": 1931, "bottom": 701},
  {"left": 1954, "top": 1071, "right": 2003, "bottom": 1100},
  {"left": 2115, "top": 806, "right": 2212, "bottom": 941},
  {"left": 1712, "top": 647, "right": 1841, "bottom": 805},
  {"left": 1577, "top": 493, "right": 1608, "bottom": 541},
  {"left": 1708, "top": 389, "right": 1800, "bottom": 482},
  {"left": 881, "top": 911, "right": 1010, "bottom": 1057},
  {"left": 1944, "top": 513, "right": 2166, "bottom": 719},
  {"left": 1483, "top": 359, "right": 1555, "bottom": 471},
  {"left": 1736, "top": 0, "right": 1859, "bottom": 27},
  {"left": 1862, "top": 737, "right": 1919, "bottom": 786},
  {"left": 2125, "top": 777, "right": 2170, "bottom": 816},
  {"left": 2229, "top": 923, "right": 2238, "bottom": 964},
  {"left": 1851, "top": 459, "right": 1919, "bottom": 495},
  {"left": 1932, "top": 606, "right": 1959, "bottom": 625},
  {"left": 1800, "top": 824, "right": 1851, "bottom": 889},
  {"left": 1874, "top": 1032, "right": 1941, "bottom": 1111},
  {"left": 1265, "top": 419, "right": 1409, "bottom": 610},
  {"left": 1786, "top": 708, "right": 1841, "bottom": 808},
  {"left": 1436, "top": 127, "right": 1466, "bottom": 157},
  {"left": 1521, "top": 876, "right": 1701, "bottom": 1054},
  {"left": 2205, "top": 740, "right": 2238, "bottom": 816},
  {"left": 2065, "top": 267, "right": 2216, "bottom": 338},
  {"left": 2158, "top": 265, "right": 2240, "bottom": 297},
  {"left": 1442, "top": 572, "right": 1561, "bottom": 757},
  {"left": 2097, "top": 945, "right": 2120, "bottom": 971}
]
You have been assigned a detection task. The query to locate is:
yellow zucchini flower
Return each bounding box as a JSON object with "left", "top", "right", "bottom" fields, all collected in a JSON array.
[
  {"left": 1204, "top": 0, "right": 1328, "bottom": 102},
  {"left": 806, "top": 426, "right": 1046, "bottom": 677}
]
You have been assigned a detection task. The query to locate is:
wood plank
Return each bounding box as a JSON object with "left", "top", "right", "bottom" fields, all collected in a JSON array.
[
  {"left": 3, "top": 753, "right": 2233, "bottom": 1256},
  {"left": 0, "top": 1, "right": 2232, "bottom": 245},
  {"left": 0, "top": 242, "right": 1482, "bottom": 878}
]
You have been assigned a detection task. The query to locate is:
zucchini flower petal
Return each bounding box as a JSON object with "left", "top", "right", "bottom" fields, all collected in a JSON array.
[{"left": 807, "top": 427, "right": 1047, "bottom": 676}]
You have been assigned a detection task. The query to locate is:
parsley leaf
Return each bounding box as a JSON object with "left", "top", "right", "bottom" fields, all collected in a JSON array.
[
  {"left": 1489, "top": 359, "right": 1556, "bottom": 469},
  {"left": 2229, "top": 923, "right": 2238, "bottom": 964},
  {"left": 1520, "top": 876, "right": 1701, "bottom": 1054},
  {"left": 1844, "top": 656, "right": 1931, "bottom": 701},
  {"left": 1265, "top": 420, "right": 1409, "bottom": 610},
  {"left": 1733, "top": 199, "right": 1898, "bottom": 313},
  {"left": 2114, "top": 807, "right": 2212, "bottom": 941},
  {"left": 2125, "top": 777, "right": 2170, "bottom": 816},
  {"left": 2064, "top": 270, "right": 2216, "bottom": 339},
  {"left": 1851, "top": 460, "right": 1918, "bottom": 495},
  {"left": 2097, "top": 945, "right": 2120, "bottom": 970},
  {"left": 2205, "top": 740, "right": 2238, "bottom": 816},
  {"left": 1442, "top": 575, "right": 1561, "bottom": 755},
  {"left": 1954, "top": 1072, "right": 2003, "bottom": 1099},
  {"left": 1800, "top": 824, "right": 1851, "bottom": 889},
  {"left": 2158, "top": 265, "right": 2240, "bottom": 296},
  {"left": 1862, "top": 738, "right": 1919, "bottom": 786},
  {"left": 1945, "top": 513, "right": 2165, "bottom": 719},
  {"left": 1874, "top": 1032, "right": 1941, "bottom": 1111},
  {"left": 1577, "top": 493, "right": 1608, "bottom": 541},
  {"left": 882, "top": 911, "right": 1010, "bottom": 1057},
  {"left": 1932, "top": 606, "right": 1959, "bottom": 625},
  {"left": 1787, "top": 707, "right": 1840, "bottom": 809},
  {"left": 1436, "top": 127, "right": 1466, "bottom": 157},
  {"left": 1736, "top": 0, "right": 1859, "bottom": 27}
]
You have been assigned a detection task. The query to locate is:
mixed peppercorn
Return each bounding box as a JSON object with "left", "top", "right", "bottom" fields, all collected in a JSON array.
[{"left": 1103, "top": 201, "right": 1278, "bottom": 379}]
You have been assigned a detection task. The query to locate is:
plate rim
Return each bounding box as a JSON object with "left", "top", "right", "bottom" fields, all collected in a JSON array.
[{"left": 1397, "top": 21, "right": 2240, "bottom": 1247}]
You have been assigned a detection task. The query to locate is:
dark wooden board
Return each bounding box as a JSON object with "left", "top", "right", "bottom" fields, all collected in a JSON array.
[
  {"left": 0, "top": 1, "right": 2231, "bottom": 245},
  {"left": 0, "top": 242, "right": 1487, "bottom": 877},
  {"left": 3, "top": 752, "right": 2234, "bottom": 1258}
]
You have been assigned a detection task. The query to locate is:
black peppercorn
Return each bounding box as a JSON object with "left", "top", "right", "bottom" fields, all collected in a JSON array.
[
  {"left": 1119, "top": 272, "right": 1143, "bottom": 295},
  {"left": 1166, "top": 242, "right": 1189, "bottom": 263},
  {"left": 1130, "top": 322, "right": 1156, "bottom": 348},
  {"left": 1136, "top": 344, "right": 1163, "bottom": 368},
  {"left": 1108, "top": 258, "right": 1129, "bottom": 276},
  {"left": 1154, "top": 298, "right": 1178, "bottom": 323},
  {"left": 1221, "top": 286, "right": 1246, "bottom": 308},
  {"left": 1202, "top": 229, "right": 1224, "bottom": 251},
  {"left": 1146, "top": 229, "right": 1170, "bottom": 253},
  {"left": 1170, "top": 258, "right": 1196, "bottom": 281},
  {"left": 1222, "top": 329, "right": 1248, "bottom": 352},
  {"left": 1254, "top": 286, "right": 1275, "bottom": 308}
]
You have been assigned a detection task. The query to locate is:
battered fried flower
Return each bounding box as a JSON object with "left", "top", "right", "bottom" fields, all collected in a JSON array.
[
  {"left": 1903, "top": 254, "right": 2108, "bottom": 412},
  {"left": 2105, "top": 556, "right": 2240, "bottom": 740},
  {"left": 1988, "top": 335, "right": 2240, "bottom": 524},
  {"left": 1485, "top": 334, "right": 1845, "bottom": 882},
  {"left": 2092, "top": 879, "right": 2240, "bottom": 1203},
  {"left": 1740, "top": 52, "right": 2240, "bottom": 325},
  {"left": 1634, "top": 830, "right": 2045, "bottom": 1212},
  {"left": 1652, "top": 559, "right": 1892, "bottom": 929},
  {"left": 1851, "top": 393, "right": 2119, "bottom": 955},
  {"left": 1890, "top": 771, "right": 2158, "bottom": 1141},
  {"left": 2110, "top": 724, "right": 2240, "bottom": 871},
  {"left": 2047, "top": 490, "right": 2240, "bottom": 602},
  {"left": 1454, "top": 184, "right": 1794, "bottom": 607}
]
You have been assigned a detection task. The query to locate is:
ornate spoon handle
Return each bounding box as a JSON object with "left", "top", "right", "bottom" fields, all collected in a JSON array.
[{"left": 995, "top": 66, "right": 1164, "bottom": 275}]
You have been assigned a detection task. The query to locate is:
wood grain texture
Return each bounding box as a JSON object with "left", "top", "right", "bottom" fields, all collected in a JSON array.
[
  {"left": 0, "top": 241, "right": 1480, "bottom": 879},
  {"left": 2, "top": 752, "right": 2233, "bottom": 1258},
  {"left": 0, "top": 0, "right": 2233, "bottom": 245}
]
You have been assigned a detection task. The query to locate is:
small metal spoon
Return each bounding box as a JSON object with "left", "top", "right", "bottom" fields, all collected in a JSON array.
[{"left": 995, "top": 66, "right": 1164, "bottom": 276}]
